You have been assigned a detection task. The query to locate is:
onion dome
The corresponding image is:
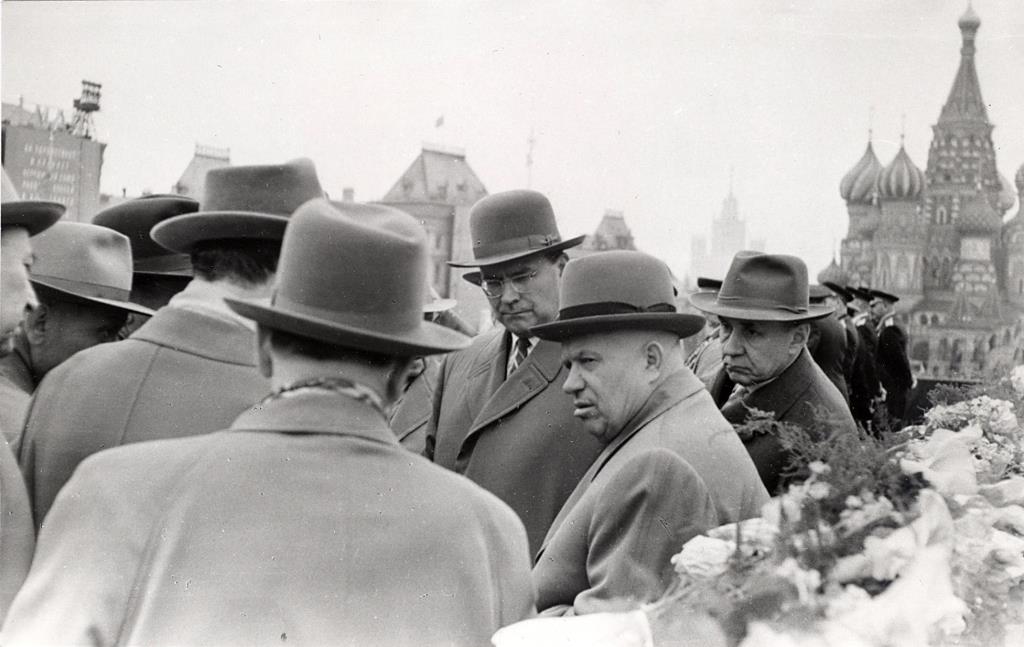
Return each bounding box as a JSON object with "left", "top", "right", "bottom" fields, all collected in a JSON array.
[
  {"left": 877, "top": 145, "right": 924, "bottom": 200},
  {"left": 956, "top": 192, "right": 1001, "bottom": 234},
  {"left": 996, "top": 172, "right": 1017, "bottom": 213},
  {"left": 958, "top": 3, "right": 980, "bottom": 30},
  {"left": 839, "top": 142, "right": 882, "bottom": 205},
  {"left": 817, "top": 258, "right": 849, "bottom": 286}
]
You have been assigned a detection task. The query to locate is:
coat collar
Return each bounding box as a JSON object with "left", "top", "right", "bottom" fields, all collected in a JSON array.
[
  {"left": 537, "top": 368, "right": 706, "bottom": 558},
  {"left": 466, "top": 330, "right": 563, "bottom": 436},
  {"left": 719, "top": 348, "right": 815, "bottom": 425},
  {"left": 131, "top": 304, "right": 257, "bottom": 366},
  {"left": 231, "top": 389, "right": 398, "bottom": 446}
]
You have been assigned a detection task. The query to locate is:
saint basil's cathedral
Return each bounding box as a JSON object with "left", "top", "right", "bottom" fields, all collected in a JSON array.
[{"left": 819, "top": 5, "right": 1024, "bottom": 380}]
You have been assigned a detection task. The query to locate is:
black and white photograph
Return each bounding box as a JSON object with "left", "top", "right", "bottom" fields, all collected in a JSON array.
[{"left": 2, "top": 1, "right": 1024, "bottom": 645}]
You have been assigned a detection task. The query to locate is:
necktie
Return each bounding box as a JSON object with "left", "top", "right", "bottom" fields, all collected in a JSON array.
[{"left": 508, "top": 336, "right": 531, "bottom": 377}]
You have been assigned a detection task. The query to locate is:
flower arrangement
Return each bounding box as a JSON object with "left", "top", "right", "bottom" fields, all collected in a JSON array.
[{"left": 492, "top": 368, "right": 1024, "bottom": 647}]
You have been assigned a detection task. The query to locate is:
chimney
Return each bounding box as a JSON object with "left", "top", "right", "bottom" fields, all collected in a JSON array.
[{"left": 342, "top": 187, "right": 355, "bottom": 202}]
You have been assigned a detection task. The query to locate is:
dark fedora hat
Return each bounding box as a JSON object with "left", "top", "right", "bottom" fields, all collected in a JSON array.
[
  {"left": 92, "top": 194, "right": 199, "bottom": 276},
  {"left": 2, "top": 166, "right": 64, "bottom": 235},
  {"left": 869, "top": 288, "right": 899, "bottom": 304},
  {"left": 151, "top": 158, "right": 325, "bottom": 254},
  {"left": 226, "top": 199, "right": 469, "bottom": 357},
  {"left": 531, "top": 250, "right": 705, "bottom": 341},
  {"left": 448, "top": 190, "right": 584, "bottom": 268},
  {"left": 29, "top": 221, "right": 154, "bottom": 316},
  {"left": 696, "top": 276, "right": 723, "bottom": 291},
  {"left": 689, "top": 251, "right": 832, "bottom": 322}
]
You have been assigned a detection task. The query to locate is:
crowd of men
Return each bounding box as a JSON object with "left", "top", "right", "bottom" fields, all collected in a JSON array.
[{"left": 0, "top": 158, "right": 912, "bottom": 645}]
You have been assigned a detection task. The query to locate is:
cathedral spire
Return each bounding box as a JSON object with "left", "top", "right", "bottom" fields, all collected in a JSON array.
[{"left": 939, "top": 3, "right": 988, "bottom": 124}]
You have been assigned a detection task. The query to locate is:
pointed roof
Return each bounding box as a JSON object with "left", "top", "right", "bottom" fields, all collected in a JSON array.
[
  {"left": 172, "top": 144, "right": 231, "bottom": 200},
  {"left": 381, "top": 144, "right": 487, "bottom": 207},
  {"left": 939, "top": 5, "right": 989, "bottom": 124},
  {"left": 839, "top": 140, "right": 882, "bottom": 205}
]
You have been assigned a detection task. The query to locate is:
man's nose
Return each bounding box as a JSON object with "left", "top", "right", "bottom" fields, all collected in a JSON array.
[
  {"left": 562, "top": 364, "right": 582, "bottom": 394},
  {"left": 499, "top": 280, "right": 520, "bottom": 303},
  {"left": 721, "top": 332, "right": 742, "bottom": 356}
]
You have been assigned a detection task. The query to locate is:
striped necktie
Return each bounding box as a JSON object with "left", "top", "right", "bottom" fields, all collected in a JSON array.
[{"left": 508, "top": 336, "right": 531, "bottom": 377}]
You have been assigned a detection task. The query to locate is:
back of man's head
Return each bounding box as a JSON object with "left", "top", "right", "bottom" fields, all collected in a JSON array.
[{"left": 190, "top": 239, "right": 282, "bottom": 288}]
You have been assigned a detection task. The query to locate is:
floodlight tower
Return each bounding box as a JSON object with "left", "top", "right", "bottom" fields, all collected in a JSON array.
[{"left": 70, "top": 80, "right": 101, "bottom": 139}]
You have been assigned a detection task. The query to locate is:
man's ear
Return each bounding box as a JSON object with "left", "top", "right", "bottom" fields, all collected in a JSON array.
[
  {"left": 555, "top": 253, "right": 569, "bottom": 275},
  {"left": 256, "top": 326, "right": 274, "bottom": 378},
  {"left": 23, "top": 303, "right": 50, "bottom": 346},
  {"left": 791, "top": 322, "right": 811, "bottom": 350},
  {"left": 643, "top": 340, "right": 665, "bottom": 378}
]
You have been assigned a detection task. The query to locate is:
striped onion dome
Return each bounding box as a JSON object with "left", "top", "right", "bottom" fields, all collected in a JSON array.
[
  {"left": 877, "top": 145, "right": 924, "bottom": 200},
  {"left": 840, "top": 142, "right": 883, "bottom": 205}
]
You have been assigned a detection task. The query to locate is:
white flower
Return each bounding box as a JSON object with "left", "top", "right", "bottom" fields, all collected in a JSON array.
[
  {"left": 824, "top": 585, "right": 871, "bottom": 619},
  {"left": 979, "top": 477, "right": 1024, "bottom": 506},
  {"left": 831, "top": 544, "right": 966, "bottom": 647},
  {"left": 706, "top": 518, "right": 779, "bottom": 555},
  {"left": 808, "top": 461, "right": 830, "bottom": 475},
  {"left": 1011, "top": 365, "right": 1024, "bottom": 398},
  {"left": 774, "top": 558, "right": 821, "bottom": 604},
  {"left": 807, "top": 482, "right": 831, "bottom": 500},
  {"left": 670, "top": 535, "right": 734, "bottom": 580},
  {"left": 900, "top": 428, "right": 978, "bottom": 496}
]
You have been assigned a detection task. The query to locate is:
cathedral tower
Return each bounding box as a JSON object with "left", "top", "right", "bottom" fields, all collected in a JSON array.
[
  {"left": 874, "top": 140, "right": 927, "bottom": 307},
  {"left": 839, "top": 137, "right": 882, "bottom": 286}
]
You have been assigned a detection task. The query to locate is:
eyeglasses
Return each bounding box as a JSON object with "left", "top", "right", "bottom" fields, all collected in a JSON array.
[{"left": 480, "top": 269, "right": 540, "bottom": 298}]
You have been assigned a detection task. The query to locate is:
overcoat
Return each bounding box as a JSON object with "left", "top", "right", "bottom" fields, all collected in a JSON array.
[
  {"left": 0, "top": 439, "right": 33, "bottom": 623},
  {"left": 18, "top": 302, "right": 268, "bottom": 528},
  {"left": 389, "top": 356, "right": 441, "bottom": 454},
  {"left": 848, "top": 316, "right": 881, "bottom": 428},
  {"left": 711, "top": 348, "right": 857, "bottom": 494},
  {"left": 876, "top": 320, "right": 912, "bottom": 421},
  {"left": 427, "top": 327, "right": 605, "bottom": 553},
  {"left": 532, "top": 370, "right": 766, "bottom": 615},
  {"left": 2, "top": 391, "right": 536, "bottom": 646},
  {"left": 0, "top": 344, "right": 32, "bottom": 446},
  {"left": 807, "top": 312, "right": 849, "bottom": 402}
]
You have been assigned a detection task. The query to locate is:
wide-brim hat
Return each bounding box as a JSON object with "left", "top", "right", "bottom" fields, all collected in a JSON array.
[
  {"left": 869, "top": 288, "right": 899, "bottom": 304},
  {"left": 92, "top": 194, "right": 199, "bottom": 277},
  {"left": 2, "top": 166, "right": 64, "bottom": 235},
  {"left": 689, "top": 251, "right": 832, "bottom": 322},
  {"left": 29, "top": 221, "right": 154, "bottom": 316},
  {"left": 845, "top": 285, "right": 873, "bottom": 302},
  {"left": 448, "top": 190, "right": 584, "bottom": 268},
  {"left": 226, "top": 199, "right": 469, "bottom": 357},
  {"left": 531, "top": 250, "right": 705, "bottom": 341},
  {"left": 822, "top": 281, "right": 852, "bottom": 302},
  {"left": 151, "top": 158, "right": 325, "bottom": 254}
]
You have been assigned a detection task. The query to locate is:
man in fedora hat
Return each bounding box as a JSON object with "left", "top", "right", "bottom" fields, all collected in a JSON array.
[
  {"left": 92, "top": 194, "right": 200, "bottom": 335},
  {"left": 684, "top": 276, "right": 725, "bottom": 389},
  {"left": 869, "top": 289, "right": 913, "bottom": 427},
  {"left": 0, "top": 168, "right": 62, "bottom": 621},
  {"left": 0, "top": 222, "right": 153, "bottom": 446},
  {"left": 421, "top": 189, "right": 604, "bottom": 553},
  {"left": 18, "top": 159, "right": 326, "bottom": 527},
  {"left": 806, "top": 284, "right": 849, "bottom": 402},
  {"left": 530, "top": 251, "right": 767, "bottom": 615},
  {"left": 692, "top": 252, "right": 856, "bottom": 494},
  {"left": 4, "top": 199, "right": 536, "bottom": 646},
  {"left": 822, "top": 281, "right": 861, "bottom": 397}
]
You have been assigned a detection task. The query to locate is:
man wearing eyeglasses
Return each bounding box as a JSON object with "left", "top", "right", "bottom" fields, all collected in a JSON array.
[{"left": 423, "top": 190, "right": 605, "bottom": 553}]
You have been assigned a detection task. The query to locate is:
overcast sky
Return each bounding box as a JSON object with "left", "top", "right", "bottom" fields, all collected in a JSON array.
[{"left": 3, "top": 0, "right": 1023, "bottom": 279}]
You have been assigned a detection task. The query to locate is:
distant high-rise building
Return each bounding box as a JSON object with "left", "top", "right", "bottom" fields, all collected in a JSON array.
[
  {"left": 830, "top": 5, "right": 1023, "bottom": 379},
  {"left": 689, "top": 180, "right": 755, "bottom": 283},
  {"left": 1, "top": 82, "right": 106, "bottom": 222}
]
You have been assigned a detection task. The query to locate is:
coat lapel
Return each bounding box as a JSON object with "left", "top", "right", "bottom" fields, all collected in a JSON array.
[{"left": 465, "top": 338, "right": 562, "bottom": 440}]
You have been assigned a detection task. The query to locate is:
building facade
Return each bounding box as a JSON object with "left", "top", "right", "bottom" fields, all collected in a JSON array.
[
  {"left": 690, "top": 181, "right": 763, "bottom": 284},
  {"left": 831, "top": 6, "right": 1023, "bottom": 379}
]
